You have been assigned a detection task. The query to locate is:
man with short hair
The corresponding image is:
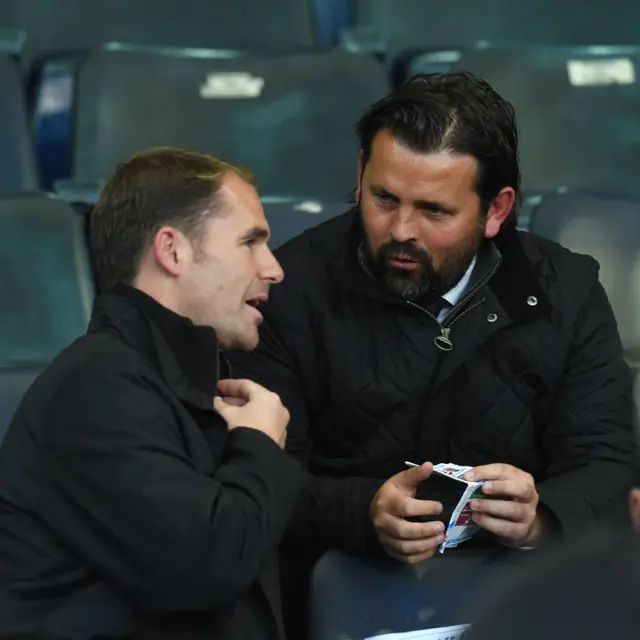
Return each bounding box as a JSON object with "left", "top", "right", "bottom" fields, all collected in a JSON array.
[
  {"left": 228, "top": 73, "right": 638, "bottom": 631},
  {"left": 0, "top": 147, "right": 302, "bottom": 639}
]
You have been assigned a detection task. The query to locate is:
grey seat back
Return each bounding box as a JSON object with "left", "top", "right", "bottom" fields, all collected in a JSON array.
[
  {"left": 357, "top": 0, "right": 640, "bottom": 50},
  {"left": 529, "top": 189, "right": 640, "bottom": 356},
  {"left": 0, "top": 194, "right": 93, "bottom": 366},
  {"left": 68, "top": 48, "right": 388, "bottom": 199},
  {"left": 0, "top": 54, "right": 37, "bottom": 191},
  {"left": 0, "top": 0, "right": 315, "bottom": 64},
  {"left": 263, "top": 198, "right": 347, "bottom": 249},
  {"left": 403, "top": 46, "right": 640, "bottom": 195}
]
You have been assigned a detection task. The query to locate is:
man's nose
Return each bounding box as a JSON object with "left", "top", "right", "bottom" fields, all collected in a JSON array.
[
  {"left": 389, "top": 209, "right": 418, "bottom": 243},
  {"left": 260, "top": 247, "right": 284, "bottom": 284}
]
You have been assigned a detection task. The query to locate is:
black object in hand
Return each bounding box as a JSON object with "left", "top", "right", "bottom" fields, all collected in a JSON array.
[{"left": 407, "top": 472, "right": 467, "bottom": 524}]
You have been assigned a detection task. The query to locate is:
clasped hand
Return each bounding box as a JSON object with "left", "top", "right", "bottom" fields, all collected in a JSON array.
[{"left": 371, "top": 462, "right": 543, "bottom": 563}]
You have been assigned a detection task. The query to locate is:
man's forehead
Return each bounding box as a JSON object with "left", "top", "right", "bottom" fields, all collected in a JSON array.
[
  {"left": 368, "top": 143, "right": 478, "bottom": 192},
  {"left": 217, "top": 172, "right": 258, "bottom": 207},
  {"left": 205, "top": 197, "right": 269, "bottom": 242}
]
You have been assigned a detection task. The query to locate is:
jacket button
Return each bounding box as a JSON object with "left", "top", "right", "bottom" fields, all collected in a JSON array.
[
  {"left": 487, "top": 313, "right": 498, "bottom": 323},
  {"left": 527, "top": 296, "right": 538, "bottom": 307}
]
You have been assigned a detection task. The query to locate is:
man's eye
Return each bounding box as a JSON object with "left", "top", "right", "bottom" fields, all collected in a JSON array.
[{"left": 375, "top": 193, "right": 394, "bottom": 203}]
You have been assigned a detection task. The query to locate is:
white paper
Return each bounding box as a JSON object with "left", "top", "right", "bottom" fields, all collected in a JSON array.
[{"left": 365, "top": 623, "right": 470, "bottom": 640}]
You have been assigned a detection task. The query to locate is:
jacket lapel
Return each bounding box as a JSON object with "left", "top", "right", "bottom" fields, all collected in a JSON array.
[{"left": 432, "top": 228, "right": 552, "bottom": 388}]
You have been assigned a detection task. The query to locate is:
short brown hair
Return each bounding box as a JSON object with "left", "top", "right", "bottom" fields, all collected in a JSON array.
[{"left": 90, "top": 147, "right": 256, "bottom": 291}]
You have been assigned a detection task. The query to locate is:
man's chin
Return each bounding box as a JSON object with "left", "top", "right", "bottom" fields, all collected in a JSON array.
[
  {"left": 238, "top": 325, "right": 260, "bottom": 351},
  {"left": 217, "top": 328, "right": 259, "bottom": 352},
  {"left": 383, "top": 271, "right": 429, "bottom": 299}
]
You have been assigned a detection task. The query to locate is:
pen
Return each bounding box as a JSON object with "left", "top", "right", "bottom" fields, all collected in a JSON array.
[{"left": 404, "top": 461, "right": 419, "bottom": 468}]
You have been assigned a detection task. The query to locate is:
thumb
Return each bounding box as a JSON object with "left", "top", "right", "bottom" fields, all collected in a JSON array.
[
  {"left": 395, "top": 462, "right": 434, "bottom": 491},
  {"left": 214, "top": 396, "right": 235, "bottom": 419}
]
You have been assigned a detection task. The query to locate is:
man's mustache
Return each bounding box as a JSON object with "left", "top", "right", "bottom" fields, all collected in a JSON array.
[{"left": 378, "top": 241, "right": 430, "bottom": 264}]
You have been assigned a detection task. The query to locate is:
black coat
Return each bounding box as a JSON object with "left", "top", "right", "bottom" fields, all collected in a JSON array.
[
  {"left": 0, "top": 286, "right": 304, "bottom": 640},
  {"left": 229, "top": 210, "right": 638, "bottom": 556}
]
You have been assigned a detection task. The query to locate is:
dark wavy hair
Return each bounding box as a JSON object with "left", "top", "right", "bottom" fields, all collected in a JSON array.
[{"left": 357, "top": 72, "right": 521, "bottom": 217}]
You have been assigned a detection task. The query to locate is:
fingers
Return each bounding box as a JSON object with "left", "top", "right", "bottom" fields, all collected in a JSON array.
[
  {"left": 471, "top": 513, "right": 531, "bottom": 543},
  {"left": 213, "top": 395, "right": 250, "bottom": 417},
  {"left": 465, "top": 463, "right": 522, "bottom": 482},
  {"left": 220, "top": 396, "right": 247, "bottom": 407},
  {"left": 216, "top": 378, "right": 265, "bottom": 400},
  {"left": 471, "top": 498, "right": 532, "bottom": 523},
  {"left": 393, "top": 462, "right": 434, "bottom": 492},
  {"left": 481, "top": 479, "right": 536, "bottom": 501},
  {"left": 385, "top": 495, "right": 443, "bottom": 520},
  {"left": 213, "top": 396, "right": 231, "bottom": 417},
  {"left": 378, "top": 529, "right": 445, "bottom": 563},
  {"left": 377, "top": 513, "right": 445, "bottom": 541}
]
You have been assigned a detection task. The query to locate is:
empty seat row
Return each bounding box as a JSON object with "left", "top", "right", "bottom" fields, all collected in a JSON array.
[
  {"left": 354, "top": 0, "right": 640, "bottom": 50},
  {"left": 4, "top": 41, "right": 640, "bottom": 199},
  {"left": 0, "top": 0, "right": 316, "bottom": 65},
  {"left": 33, "top": 48, "right": 389, "bottom": 198},
  {"left": 31, "top": 44, "right": 640, "bottom": 198},
  {"left": 395, "top": 45, "right": 640, "bottom": 195},
  {"left": 4, "top": 0, "right": 639, "bottom": 62}
]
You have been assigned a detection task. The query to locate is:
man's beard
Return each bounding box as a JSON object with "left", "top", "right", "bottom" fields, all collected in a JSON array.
[{"left": 361, "top": 211, "right": 485, "bottom": 303}]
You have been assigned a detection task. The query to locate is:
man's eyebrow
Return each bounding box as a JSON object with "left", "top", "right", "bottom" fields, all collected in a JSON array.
[
  {"left": 371, "top": 186, "right": 457, "bottom": 214},
  {"left": 370, "top": 185, "right": 400, "bottom": 201},
  {"left": 240, "top": 226, "right": 270, "bottom": 242},
  {"left": 415, "top": 199, "right": 457, "bottom": 215}
]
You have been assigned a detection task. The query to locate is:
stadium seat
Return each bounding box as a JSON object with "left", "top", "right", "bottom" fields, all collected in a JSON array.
[
  {"left": 310, "top": 549, "right": 521, "bottom": 640},
  {"left": 355, "top": 0, "right": 640, "bottom": 51},
  {"left": 0, "top": 0, "right": 315, "bottom": 65},
  {"left": 0, "top": 367, "right": 40, "bottom": 446},
  {"left": 529, "top": 189, "right": 640, "bottom": 358},
  {"left": 0, "top": 53, "right": 38, "bottom": 192},
  {"left": 0, "top": 194, "right": 93, "bottom": 366},
  {"left": 397, "top": 46, "right": 640, "bottom": 195},
  {"left": 263, "top": 198, "right": 347, "bottom": 249},
  {"left": 34, "top": 48, "right": 389, "bottom": 198}
]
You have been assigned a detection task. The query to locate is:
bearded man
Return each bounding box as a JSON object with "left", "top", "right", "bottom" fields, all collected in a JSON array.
[{"left": 228, "top": 72, "right": 637, "bottom": 636}]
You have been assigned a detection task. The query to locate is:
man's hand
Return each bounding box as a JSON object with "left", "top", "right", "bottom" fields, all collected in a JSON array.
[
  {"left": 214, "top": 379, "right": 289, "bottom": 449},
  {"left": 370, "top": 463, "right": 446, "bottom": 564},
  {"left": 464, "top": 463, "right": 544, "bottom": 547}
]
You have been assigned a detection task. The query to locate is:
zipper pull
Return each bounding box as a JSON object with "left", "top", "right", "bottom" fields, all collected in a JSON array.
[{"left": 434, "top": 327, "right": 453, "bottom": 352}]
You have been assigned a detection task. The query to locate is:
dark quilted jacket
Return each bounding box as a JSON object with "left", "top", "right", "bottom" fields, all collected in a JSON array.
[{"left": 229, "top": 209, "right": 638, "bottom": 554}]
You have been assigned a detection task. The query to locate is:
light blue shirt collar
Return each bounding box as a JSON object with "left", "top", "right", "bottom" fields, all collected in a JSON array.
[
  {"left": 442, "top": 255, "right": 477, "bottom": 307},
  {"left": 437, "top": 255, "right": 477, "bottom": 322}
]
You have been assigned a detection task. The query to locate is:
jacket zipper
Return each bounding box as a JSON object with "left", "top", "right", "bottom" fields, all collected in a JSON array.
[{"left": 359, "top": 255, "right": 502, "bottom": 352}]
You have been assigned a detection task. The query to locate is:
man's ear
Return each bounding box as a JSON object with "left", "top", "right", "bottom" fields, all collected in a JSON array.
[
  {"left": 152, "top": 226, "right": 189, "bottom": 277},
  {"left": 484, "top": 187, "right": 516, "bottom": 239}
]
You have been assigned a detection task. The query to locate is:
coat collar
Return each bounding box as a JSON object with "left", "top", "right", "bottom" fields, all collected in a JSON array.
[
  {"left": 491, "top": 223, "right": 551, "bottom": 322},
  {"left": 88, "top": 286, "right": 226, "bottom": 411},
  {"left": 339, "top": 208, "right": 550, "bottom": 326}
]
